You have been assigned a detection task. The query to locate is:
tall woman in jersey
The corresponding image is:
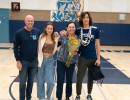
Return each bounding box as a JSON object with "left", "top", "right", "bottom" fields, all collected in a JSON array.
[
  {"left": 75, "top": 12, "right": 100, "bottom": 100},
  {"left": 37, "top": 22, "right": 59, "bottom": 100}
]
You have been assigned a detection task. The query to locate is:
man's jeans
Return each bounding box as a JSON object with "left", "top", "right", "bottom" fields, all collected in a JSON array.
[
  {"left": 37, "top": 56, "right": 55, "bottom": 100},
  {"left": 19, "top": 58, "right": 38, "bottom": 100}
]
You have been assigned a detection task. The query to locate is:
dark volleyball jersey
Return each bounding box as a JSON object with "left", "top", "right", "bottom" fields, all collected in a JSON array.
[
  {"left": 14, "top": 27, "right": 41, "bottom": 61},
  {"left": 76, "top": 26, "right": 100, "bottom": 59}
]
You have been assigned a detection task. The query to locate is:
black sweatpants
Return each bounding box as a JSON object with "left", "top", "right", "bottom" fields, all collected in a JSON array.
[{"left": 76, "top": 56, "right": 96, "bottom": 95}]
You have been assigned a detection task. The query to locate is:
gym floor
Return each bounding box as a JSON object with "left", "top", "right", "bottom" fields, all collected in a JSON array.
[{"left": 0, "top": 43, "right": 130, "bottom": 100}]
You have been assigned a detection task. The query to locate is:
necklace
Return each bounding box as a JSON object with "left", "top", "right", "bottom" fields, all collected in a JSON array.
[{"left": 80, "top": 26, "right": 92, "bottom": 46}]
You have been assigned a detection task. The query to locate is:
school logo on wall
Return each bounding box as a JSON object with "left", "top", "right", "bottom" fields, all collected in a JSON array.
[{"left": 51, "top": 0, "right": 81, "bottom": 22}]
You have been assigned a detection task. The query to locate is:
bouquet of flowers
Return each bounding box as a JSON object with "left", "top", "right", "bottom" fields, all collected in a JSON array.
[{"left": 65, "top": 37, "right": 79, "bottom": 67}]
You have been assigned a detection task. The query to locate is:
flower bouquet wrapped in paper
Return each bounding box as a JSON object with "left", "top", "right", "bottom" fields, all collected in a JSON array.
[{"left": 65, "top": 37, "right": 79, "bottom": 67}]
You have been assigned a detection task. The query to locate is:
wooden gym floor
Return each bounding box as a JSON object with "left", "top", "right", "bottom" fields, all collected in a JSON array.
[{"left": 0, "top": 43, "right": 130, "bottom": 100}]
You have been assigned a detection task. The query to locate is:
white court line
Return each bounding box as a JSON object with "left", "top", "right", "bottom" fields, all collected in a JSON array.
[{"left": 94, "top": 81, "right": 108, "bottom": 100}]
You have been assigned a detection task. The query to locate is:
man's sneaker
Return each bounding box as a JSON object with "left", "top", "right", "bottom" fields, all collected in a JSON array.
[
  {"left": 87, "top": 95, "right": 93, "bottom": 100},
  {"left": 75, "top": 95, "right": 80, "bottom": 100}
]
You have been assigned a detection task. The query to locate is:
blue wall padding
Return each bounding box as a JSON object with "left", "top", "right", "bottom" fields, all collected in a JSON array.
[
  {"left": 9, "top": 20, "right": 130, "bottom": 45},
  {"left": 9, "top": 20, "right": 69, "bottom": 42},
  {"left": 94, "top": 23, "right": 130, "bottom": 45}
]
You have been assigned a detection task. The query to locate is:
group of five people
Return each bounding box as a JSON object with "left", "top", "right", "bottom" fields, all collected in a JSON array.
[{"left": 13, "top": 11, "right": 100, "bottom": 100}]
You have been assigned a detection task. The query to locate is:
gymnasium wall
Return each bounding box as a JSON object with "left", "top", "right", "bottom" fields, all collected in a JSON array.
[
  {"left": 1, "top": 0, "right": 130, "bottom": 45},
  {"left": 10, "top": 10, "right": 130, "bottom": 23},
  {"left": 1, "top": 0, "right": 130, "bottom": 13},
  {"left": 9, "top": 10, "right": 130, "bottom": 45},
  {"left": 9, "top": 20, "right": 130, "bottom": 45},
  {"left": 0, "top": 9, "right": 9, "bottom": 42}
]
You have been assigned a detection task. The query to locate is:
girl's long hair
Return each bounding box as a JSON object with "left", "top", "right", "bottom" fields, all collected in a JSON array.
[{"left": 40, "top": 22, "right": 55, "bottom": 42}]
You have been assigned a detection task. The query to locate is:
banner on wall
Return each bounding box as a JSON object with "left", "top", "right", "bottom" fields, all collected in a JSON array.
[{"left": 51, "top": 0, "right": 84, "bottom": 22}]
